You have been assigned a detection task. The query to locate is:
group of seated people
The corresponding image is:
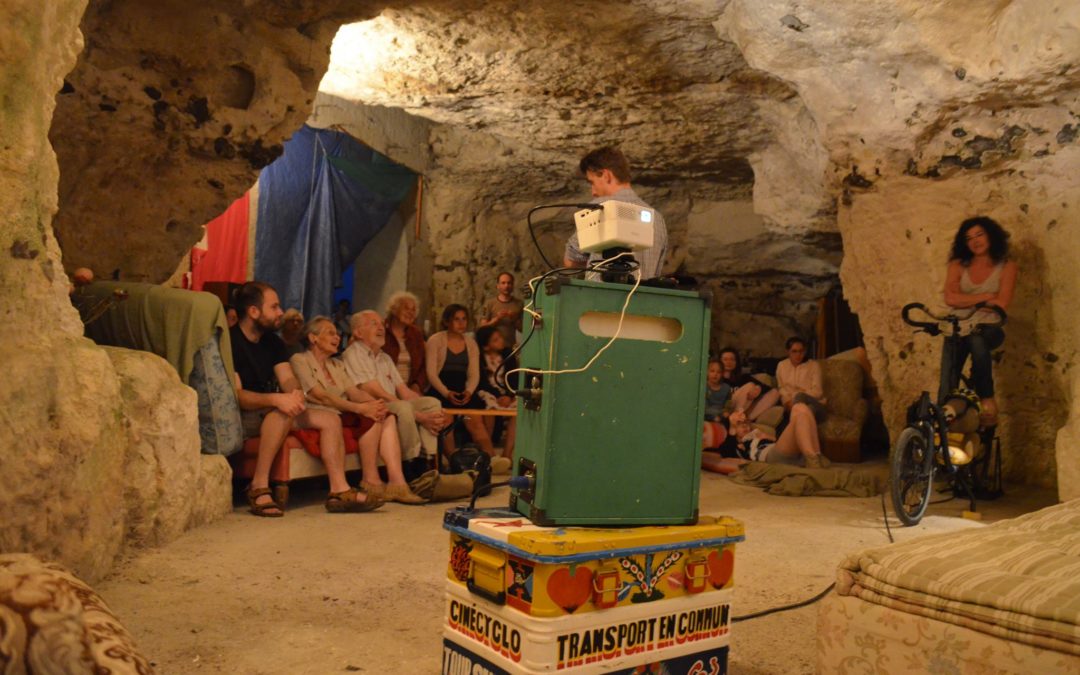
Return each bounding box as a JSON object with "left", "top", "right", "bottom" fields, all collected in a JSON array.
[
  {"left": 702, "top": 338, "right": 831, "bottom": 470},
  {"left": 700, "top": 216, "right": 1018, "bottom": 471},
  {"left": 231, "top": 277, "right": 521, "bottom": 518}
]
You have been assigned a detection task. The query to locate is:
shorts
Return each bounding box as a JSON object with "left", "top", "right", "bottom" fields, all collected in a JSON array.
[
  {"left": 241, "top": 407, "right": 273, "bottom": 439},
  {"left": 757, "top": 442, "right": 804, "bottom": 466}
]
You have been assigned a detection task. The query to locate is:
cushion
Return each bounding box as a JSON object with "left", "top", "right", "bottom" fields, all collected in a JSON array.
[
  {"left": 821, "top": 359, "right": 864, "bottom": 417},
  {"left": 189, "top": 336, "right": 243, "bottom": 456}
]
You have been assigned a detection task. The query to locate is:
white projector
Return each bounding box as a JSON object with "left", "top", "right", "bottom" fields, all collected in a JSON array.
[{"left": 573, "top": 200, "right": 655, "bottom": 253}]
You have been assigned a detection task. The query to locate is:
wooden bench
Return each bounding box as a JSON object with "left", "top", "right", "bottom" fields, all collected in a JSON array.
[{"left": 443, "top": 408, "right": 517, "bottom": 418}]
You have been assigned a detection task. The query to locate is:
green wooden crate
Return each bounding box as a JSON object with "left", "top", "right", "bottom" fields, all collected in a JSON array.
[{"left": 510, "top": 278, "right": 710, "bottom": 525}]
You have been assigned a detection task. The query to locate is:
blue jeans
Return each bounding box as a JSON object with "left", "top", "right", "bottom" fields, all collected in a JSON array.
[{"left": 939, "top": 327, "right": 1005, "bottom": 400}]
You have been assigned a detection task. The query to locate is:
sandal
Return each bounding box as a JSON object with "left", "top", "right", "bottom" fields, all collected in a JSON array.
[
  {"left": 247, "top": 486, "right": 284, "bottom": 518},
  {"left": 326, "top": 488, "right": 384, "bottom": 513}
]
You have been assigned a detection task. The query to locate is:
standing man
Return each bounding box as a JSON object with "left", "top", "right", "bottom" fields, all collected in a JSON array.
[
  {"left": 775, "top": 336, "right": 827, "bottom": 419},
  {"left": 342, "top": 310, "right": 449, "bottom": 467},
  {"left": 231, "top": 282, "right": 381, "bottom": 516},
  {"left": 563, "top": 146, "right": 668, "bottom": 279},
  {"left": 479, "top": 272, "right": 523, "bottom": 346}
]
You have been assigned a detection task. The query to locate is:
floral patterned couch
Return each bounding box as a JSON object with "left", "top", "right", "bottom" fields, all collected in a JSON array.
[
  {"left": 0, "top": 554, "right": 152, "bottom": 674},
  {"left": 819, "top": 499, "right": 1080, "bottom": 673}
]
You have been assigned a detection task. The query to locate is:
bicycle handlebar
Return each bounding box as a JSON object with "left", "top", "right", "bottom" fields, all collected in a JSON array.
[{"left": 901, "top": 302, "right": 1006, "bottom": 335}]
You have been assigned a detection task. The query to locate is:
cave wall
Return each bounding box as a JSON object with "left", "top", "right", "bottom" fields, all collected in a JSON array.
[
  {"left": 720, "top": 0, "right": 1080, "bottom": 492},
  {"left": 1, "top": 0, "right": 232, "bottom": 583}
]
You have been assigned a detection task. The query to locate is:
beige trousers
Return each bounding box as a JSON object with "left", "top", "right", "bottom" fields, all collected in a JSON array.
[{"left": 386, "top": 397, "right": 441, "bottom": 460}]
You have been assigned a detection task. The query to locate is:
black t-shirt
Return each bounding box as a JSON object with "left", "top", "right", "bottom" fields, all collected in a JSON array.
[{"left": 231, "top": 324, "right": 290, "bottom": 394}]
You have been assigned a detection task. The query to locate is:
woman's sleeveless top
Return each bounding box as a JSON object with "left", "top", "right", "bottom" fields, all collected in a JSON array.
[{"left": 960, "top": 263, "right": 1003, "bottom": 325}]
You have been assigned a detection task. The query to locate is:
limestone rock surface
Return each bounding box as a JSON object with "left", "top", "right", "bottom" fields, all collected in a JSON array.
[
  {"left": 720, "top": 0, "right": 1080, "bottom": 490},
  {"left": 0, "top": 339, "right": 126, "bottom": 583},
  {"left": 106, "top": 347, "right": 232, "bottom": 548}
]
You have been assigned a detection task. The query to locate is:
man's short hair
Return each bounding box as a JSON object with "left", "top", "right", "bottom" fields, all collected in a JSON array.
[
  {"left": 579, "top": 147, "right": 632, "bottom": 183},
  {"left": 497, "top": 271, "right": 514, "bottom": 283},
  {"left": 349, "top": 309, "right": 380, "bottom": 332},
  {"left": 235, "top": 281, "right": 275, "bottom": 319},
  {"left": 785, "top": 336, "right": 807, "bottom": 350}
]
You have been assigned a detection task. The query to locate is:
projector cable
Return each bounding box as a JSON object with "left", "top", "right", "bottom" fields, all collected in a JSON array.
[
  {"left": 731, "top": 582, "right": 837, "bottom": 623},
  {"left": 526, "top": 203, "right": 602, "bottom": 270}
]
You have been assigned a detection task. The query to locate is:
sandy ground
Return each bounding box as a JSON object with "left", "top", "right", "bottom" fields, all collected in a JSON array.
[{"left": 96, "top": 465, "right": 1056, "bottom": 675}]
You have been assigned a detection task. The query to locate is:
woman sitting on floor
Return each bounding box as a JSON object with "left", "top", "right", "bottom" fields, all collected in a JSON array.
[
  {"left": 290, "top": 316, "right": 425, "bottom": 504},
  {"left": 425, "top": 304, "right": 495, "bottom": 456},
  {"left": 717, "top": 347, "right": 747, "bottom": 388},
  {"left": 730, "top": 374, "right": 782, "bottom": 423},
  {"left": 475, "top": 325, "right": 518, "bottom": 459},
  {"left": 718, "top": 404, "right": 830, "bottom": 469}
]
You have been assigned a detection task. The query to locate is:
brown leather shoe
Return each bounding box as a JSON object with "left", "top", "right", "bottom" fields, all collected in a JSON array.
[
  {"left": 383, "top": 483, "right": 429, "bottom": 505},
  {"left": 360, "top": 480, "right": 387, "bottom": 498}
]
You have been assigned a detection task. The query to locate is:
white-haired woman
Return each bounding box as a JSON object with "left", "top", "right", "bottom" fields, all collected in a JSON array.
[
  {"left": 383, "top": 290, "right": 428, "bottom": 394},
  {"left": 290, "top": 316, "right": 425, "bottom": 504}
]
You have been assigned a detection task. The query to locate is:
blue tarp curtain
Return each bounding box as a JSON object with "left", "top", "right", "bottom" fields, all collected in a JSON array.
[{"left": 255, "top": 124, "right": 416, "bottom": 318}]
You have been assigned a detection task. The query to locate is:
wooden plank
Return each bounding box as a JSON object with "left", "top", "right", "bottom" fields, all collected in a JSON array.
[{"left": 444, "top": 408, "right": 516, "bottom": 417}]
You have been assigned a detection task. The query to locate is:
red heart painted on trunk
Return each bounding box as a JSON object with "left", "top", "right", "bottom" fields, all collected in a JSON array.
[
  {"left": 708, "top": 549, "right": 735, "bottom": 589},
  {"left": 546, "top": 567, "right": 593, "bottom": 614}
]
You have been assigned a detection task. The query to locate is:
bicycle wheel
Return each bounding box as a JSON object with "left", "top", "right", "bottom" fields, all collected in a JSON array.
[{"left": 890, "top": 426, "right": 935, "bottom": 526}]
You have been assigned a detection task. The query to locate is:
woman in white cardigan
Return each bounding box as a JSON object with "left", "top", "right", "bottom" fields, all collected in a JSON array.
[{"left": 426, "top": 304, "right": 494, "bottom": 456}]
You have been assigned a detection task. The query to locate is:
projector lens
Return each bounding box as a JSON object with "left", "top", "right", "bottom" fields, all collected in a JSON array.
[{"left": 640, "top": 210, "right": 652, "bottom": 222}]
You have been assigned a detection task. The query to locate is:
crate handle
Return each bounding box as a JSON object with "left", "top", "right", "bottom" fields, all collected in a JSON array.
[
  {"left": 685, "top": 559, "right": 711, "bottom": 581},
  {"left": 591, "top": 576, "right": 626, "bottom": 594},
  {"left": 466, "top": 580, "right": 506, "bottom": 605}
]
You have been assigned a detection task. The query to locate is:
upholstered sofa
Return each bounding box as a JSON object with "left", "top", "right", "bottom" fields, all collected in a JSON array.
[{"left": 817, "top": 355, "right": 869, "bottom": 462}]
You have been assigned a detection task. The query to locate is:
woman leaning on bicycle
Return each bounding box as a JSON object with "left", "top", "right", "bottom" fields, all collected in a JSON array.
[{"left": 943, "top": 216, "right": 1018, "bottom": 425}]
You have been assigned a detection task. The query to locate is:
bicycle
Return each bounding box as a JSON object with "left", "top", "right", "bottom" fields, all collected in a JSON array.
[{"left": 889, "top": 302, "right": 1006, "bottom": 526}]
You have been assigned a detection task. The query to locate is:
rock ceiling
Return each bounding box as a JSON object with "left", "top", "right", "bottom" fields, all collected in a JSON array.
[
  {"left": 49, "top": 0, "right": 824, "bottom": 283},
  {"left": 319, "top": 1, "right": 791, "bottom": 195}
]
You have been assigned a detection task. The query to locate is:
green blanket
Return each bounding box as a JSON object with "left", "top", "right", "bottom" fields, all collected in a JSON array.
[
  {"left": 79, "top": 281, "right": 233, "bottom": 385},
  {"left": 731, "top": 461, "right": 883, "bottom": 497}
]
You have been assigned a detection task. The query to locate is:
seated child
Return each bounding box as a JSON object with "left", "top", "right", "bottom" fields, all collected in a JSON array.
[
  {"left": 704, "top": 357, "right": 732, "bottom": 421},
  {"left": 475, "top": 325, "right": 518, "bottom": 458}
]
